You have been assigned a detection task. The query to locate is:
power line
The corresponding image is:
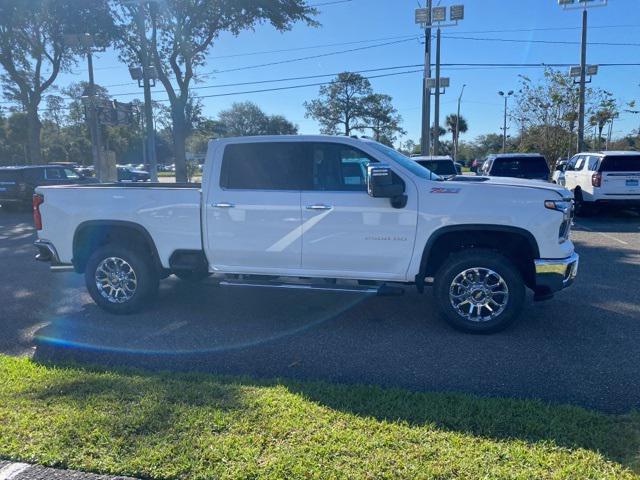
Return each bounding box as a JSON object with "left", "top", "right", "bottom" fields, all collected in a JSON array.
[
  {"left": 205, "top": 36, "right": 421, "bottom": 75},
  {"left": 442, "top": 34, "right": 640, "bottom": 47}
]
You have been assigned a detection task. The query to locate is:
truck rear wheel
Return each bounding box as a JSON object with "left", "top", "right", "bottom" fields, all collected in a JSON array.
[
  {"left": 85, "top": 245, "right": 159, "bottom": 314},
  {"left": 433, "top": 249, "right": 525, "bottom": 333}
]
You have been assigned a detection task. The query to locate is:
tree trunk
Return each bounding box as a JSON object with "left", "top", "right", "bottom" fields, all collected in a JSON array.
[
  {"left": 26, "top": 105, "right": 42, "bottom": 164},
  {"left": 171, "top": 105, "right": 188, "bottom": 183}
]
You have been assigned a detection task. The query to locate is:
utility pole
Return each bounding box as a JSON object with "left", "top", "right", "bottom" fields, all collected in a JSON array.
[
  {"left": 420, "top": 0, "right": 432, "bottom": 155},
  {"left": 415, "top": 4, "right": 464, "bottom": 155},
  {"left": 577, "top": 8, "right": 587, "bottom": 153},
  {"left": 559, "top": 0, "right": 608, "bottom": 152},
  {"left": 85, "top": 47, "right": 104, "bottom": 181},
  {"left": 454, "top": 83, "right": 466, "bottom": 161},
  {"left": 134, "top": 1, "right": 158, "bottom": 182},
  {"left": 498, "top": 90, "right": 513, "bottom": 153},
  {"left": 433, "top": 28, "right": 442, "bottom": 156},
  {"left": 65, "top": 33, "right": 111, "bottom": 182}
]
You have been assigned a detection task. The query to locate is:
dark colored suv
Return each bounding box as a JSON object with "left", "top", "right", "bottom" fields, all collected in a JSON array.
[
  {"left": 478, "top": 153, "right": 551, "bottom": 181},
  {"left": 0, "top": 165, "right": 97, "bottom": 210}
]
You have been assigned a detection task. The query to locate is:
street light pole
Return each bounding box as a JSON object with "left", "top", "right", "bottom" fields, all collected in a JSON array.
[
  {"left": 420, "top": 0, "right": 432, "bottom": 156},
  {"left": 498, "top": 90, "right": 513, "bottom": 153},
  {"left": 454, "top": 83, "right": 466, "bottom": 161}
]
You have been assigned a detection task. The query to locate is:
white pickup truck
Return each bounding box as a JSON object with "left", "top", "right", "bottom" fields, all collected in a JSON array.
[{"left": 33, "top": 136, "right": 579, "bottom": 333}]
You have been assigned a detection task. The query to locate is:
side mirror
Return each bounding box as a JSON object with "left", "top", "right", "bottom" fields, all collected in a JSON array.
[{"left": 366, "top": 164, "right": 407, "bottom": 208}]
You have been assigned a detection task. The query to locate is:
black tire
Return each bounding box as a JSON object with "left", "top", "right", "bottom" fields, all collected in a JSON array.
[
  {"left": 85, "top": 245, "right": 159, "bottom": 314},
  {"left": 573, "top": 189, "right": 594, "bottom": 217},
  {"left": 174, "top": 270, "right": 210, "bottom": 282},
  {"left": 433, "top": 249, "right": 525, "bottom": 333}
]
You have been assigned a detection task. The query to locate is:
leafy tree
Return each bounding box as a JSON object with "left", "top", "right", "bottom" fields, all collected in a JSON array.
[
  {"left": 445, "top": 113, "right": 468, "bottom": 153},
  {"left": 361, "top": 93, "right": 405, "bottom": 146},
  {"left": 588, "top": 92, "right": 618, "bottom": 149},
  {"left": 217, "top": 101, "right": 298, "bottom": 137},
  {"left": 113, "top": 0, "right": 316, "bottom": 182},
  {"left": 305, "top": 72, "right": 372, "bottom": 136},
  {"left": 305, "top": 73, "right": 404, "bottom": 143},
  {"left": 0, "top": 0, "right": 114, "bottom": 163}
]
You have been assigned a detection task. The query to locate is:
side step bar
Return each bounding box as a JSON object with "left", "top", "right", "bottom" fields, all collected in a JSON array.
[{"left": 219, "top": 279, "right": 404, "bottom": 296}]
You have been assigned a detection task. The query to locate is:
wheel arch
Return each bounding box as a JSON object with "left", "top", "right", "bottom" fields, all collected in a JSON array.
[
  {"left": 72, "top": 220, "right": 161, "bottom": 274},
  {"left": 417, "top": 224, "right": 540, "bottom": 290}
]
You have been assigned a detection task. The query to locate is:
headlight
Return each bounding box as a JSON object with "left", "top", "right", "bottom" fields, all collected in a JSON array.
[
  {"left": 545, "top": 199, "right": 573, "bottom": 243},
  {"left": 544, "top": 200, "right": 572, "bottom": 215}
]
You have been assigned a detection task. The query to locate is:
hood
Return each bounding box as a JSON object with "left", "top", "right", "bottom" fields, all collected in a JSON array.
[{"left": 449, "top": 175, "right": 570, "bottom": 198}]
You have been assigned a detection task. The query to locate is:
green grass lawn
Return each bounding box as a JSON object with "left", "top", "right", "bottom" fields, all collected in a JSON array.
[{"left": 0, "top": 355, "right": 638, "bottom": 479}]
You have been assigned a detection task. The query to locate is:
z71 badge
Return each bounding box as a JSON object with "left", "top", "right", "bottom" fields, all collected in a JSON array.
[{"left": 430, "top": 187, "right": 461, "bottom": 194}]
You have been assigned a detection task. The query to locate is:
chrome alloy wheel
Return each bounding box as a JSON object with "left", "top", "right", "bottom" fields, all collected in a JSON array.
[
  {"left": 95, "top": 257, "right": 138, "bottom": 304},
  {"left": 449, "top": 267, "right": 509, "bottom": 322}
]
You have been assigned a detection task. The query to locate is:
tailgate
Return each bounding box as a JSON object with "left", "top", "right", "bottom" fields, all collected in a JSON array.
[
  {"left": 598, "top": 155, "right": 640, "bottom": 196},
  {"left": 0, "top": 171, "right": 21, "bottom": 199}
]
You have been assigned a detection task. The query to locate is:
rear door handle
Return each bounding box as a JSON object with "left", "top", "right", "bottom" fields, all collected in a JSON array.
[
  {"left": 212, "top": 202, "right": 234, "bottom": 208},
  {"left": 305, "top": 204, "right": 332, "bottom": 210}
]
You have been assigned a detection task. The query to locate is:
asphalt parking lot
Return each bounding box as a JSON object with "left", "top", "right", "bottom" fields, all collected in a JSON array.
[{"left": 1, "top": 208, "right": 639, "bottom": 412}]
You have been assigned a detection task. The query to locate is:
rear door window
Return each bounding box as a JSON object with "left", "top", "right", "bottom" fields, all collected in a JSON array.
[
  {"left": 220, "top": 142, "right": 312, "bottom": 190},
  {"left": 45, "top": 168, "right": 65, "bottom": 180},
  {"left": 491, "top": 157, "right": 550, "bottom": 176},
  {"left": 599, "top": 155, "right": 640, "bottom": 172}
]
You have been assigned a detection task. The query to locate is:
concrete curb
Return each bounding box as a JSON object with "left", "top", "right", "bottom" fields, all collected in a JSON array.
[{"left": 0, "top": 461, "right": 137, "bottom": 480}]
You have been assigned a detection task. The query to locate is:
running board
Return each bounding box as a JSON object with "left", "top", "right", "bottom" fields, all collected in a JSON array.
[{"left": 219, "top": 279, "right": 404, "bottom": 296}]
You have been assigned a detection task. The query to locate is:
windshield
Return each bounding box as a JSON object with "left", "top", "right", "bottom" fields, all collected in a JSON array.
[
  {"left": 415, "top": 160, "right": 457, "bottom": 176},
  {"left": 366, "top": 142, "right": 441, "bottom": 180},
  {"left": 599, "top": 155, "right": 640, "bottom": 172}
]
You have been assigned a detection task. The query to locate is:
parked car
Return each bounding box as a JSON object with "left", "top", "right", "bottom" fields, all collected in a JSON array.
[
  {"left": 454, "top": 162, "right": 463, "bottom": 175},
  {"left": 0, "top": 165, "right": 97, "bottom": 210},
  {"left": 33, "top": 135, "right": 578, "bottom": 333},
  {"left": 478, "top": 153, "right": 551, "bottom": 181},
  {"left": 117, "top": 165, "right": 150, "bottom": 182},
  {"left": 552, "top": 159, "right": 568, "bottom": 186},
  {"left": 411, "top": 155, "right": 458, "bottom": 178},
  {"left": 563, "top": 151, "right": 640, "bottom": 215}
]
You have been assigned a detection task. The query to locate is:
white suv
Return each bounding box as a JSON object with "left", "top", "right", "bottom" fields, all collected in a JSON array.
[{"left": 563, "top": 151, "right": 640, "bottom": 215}]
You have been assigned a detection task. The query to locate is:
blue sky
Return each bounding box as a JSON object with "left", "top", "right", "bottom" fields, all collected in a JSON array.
[{"left": 52, "top": 0, "right": 640, "bottom": 145}]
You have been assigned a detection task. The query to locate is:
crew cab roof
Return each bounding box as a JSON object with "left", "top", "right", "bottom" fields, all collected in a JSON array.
[{"left": 487, "top": 153, "right": 545, "bottom": 158}]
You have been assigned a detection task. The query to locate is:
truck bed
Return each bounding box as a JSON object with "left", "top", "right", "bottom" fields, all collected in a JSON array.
[{"left": 36, "top": 183, "right": 203, "bottom": 268}]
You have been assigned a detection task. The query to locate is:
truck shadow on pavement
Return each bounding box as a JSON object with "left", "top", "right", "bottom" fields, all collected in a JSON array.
[{"left": 30, "top": 235, "right": 640, "bottom": 416}]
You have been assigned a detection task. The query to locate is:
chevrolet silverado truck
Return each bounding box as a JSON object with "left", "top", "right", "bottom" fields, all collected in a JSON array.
[{"left": 32, "top": 136, "right": 578, "bottom": 333}]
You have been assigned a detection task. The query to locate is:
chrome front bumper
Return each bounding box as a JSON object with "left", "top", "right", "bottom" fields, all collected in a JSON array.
[
  {"left": 34, "top": 239, "right": 74, "bottom": 272},
  {"left": 534, "top": 252, "right": 579, "bottom": 294}
]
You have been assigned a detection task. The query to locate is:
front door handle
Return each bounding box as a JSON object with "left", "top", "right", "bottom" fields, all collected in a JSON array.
[
  {"left": 212, "top": 202, "right": 234, "bottom": 208},
  {"left": 305, "top": 204, "right": 332, "bottom": 210}
]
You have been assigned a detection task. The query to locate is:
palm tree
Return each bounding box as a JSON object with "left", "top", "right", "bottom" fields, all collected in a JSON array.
[{"left": 445, "top": 114, "right": 468, "bottom": 151}]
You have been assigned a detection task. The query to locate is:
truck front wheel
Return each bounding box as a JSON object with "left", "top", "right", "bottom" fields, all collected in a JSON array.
[
  {"left": 85, "top": 245, "right": 159, "bottom": 314},
  {"left": 433, "top": 249, "right": 525, "bottom": 333}
]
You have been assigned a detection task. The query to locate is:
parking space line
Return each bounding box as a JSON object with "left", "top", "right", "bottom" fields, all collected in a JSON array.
[
  {"left": 0, "top": 463, "right": 31, "bottom": 480},
  {"left": 575, "top": 223, "right": 629, "bottom": 246}
]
